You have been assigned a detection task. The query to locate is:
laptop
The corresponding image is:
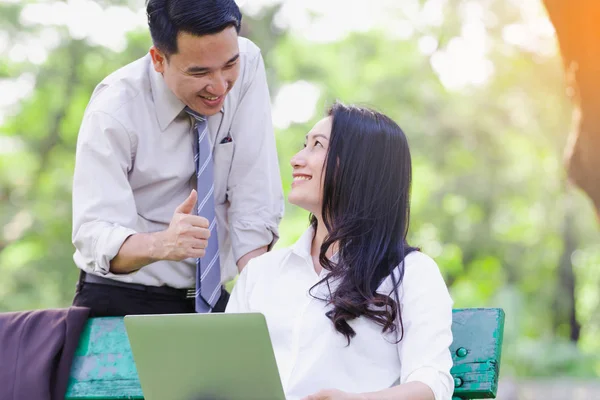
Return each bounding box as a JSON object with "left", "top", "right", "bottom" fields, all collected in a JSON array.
[{"left": 123, "top": 313, "right": 286, "bottom": 400}]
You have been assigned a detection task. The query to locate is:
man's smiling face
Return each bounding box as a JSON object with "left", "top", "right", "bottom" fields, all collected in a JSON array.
[{"left": 151, "top": 26, "right": 240, "bottom": 116}]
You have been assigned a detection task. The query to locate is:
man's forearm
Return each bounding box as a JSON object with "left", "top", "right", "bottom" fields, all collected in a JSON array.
[
  {"left": 112, "top": 231, "right": 268, "bottom": 274},
  {"left": 236, "top": 246, "right": 268, "bottom": 272},
  {"left": 109, "top": 232, "right": 163, "bottom": 274}
]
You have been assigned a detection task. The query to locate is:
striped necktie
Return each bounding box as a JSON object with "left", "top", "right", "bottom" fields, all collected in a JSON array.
[{"left": 185, "top": 107, "right": 222, "bottom": 313}]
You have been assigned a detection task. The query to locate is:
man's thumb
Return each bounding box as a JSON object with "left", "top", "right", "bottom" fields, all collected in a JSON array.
[{"left": 175, "top": 190, "right": 197, "bottom": 214}]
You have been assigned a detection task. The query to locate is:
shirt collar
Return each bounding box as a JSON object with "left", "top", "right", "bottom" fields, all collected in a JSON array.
[
  {"left": 289, "top": 225, "right": 340, "bottom": 263},
  {"left": 148, "top": 56, "right": 186, "bottom": 131},
  {"left": 147, "top": 55, "right": 225, "bottom": 131},
  {"left": 290, "top": 225, "right": 316, "bottom": 261},
  {"left": 289, "top": 225, "right": 340, "bottom": 285}
]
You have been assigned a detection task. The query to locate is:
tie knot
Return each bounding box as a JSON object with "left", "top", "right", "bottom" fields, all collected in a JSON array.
[{"left": 184, "top": 106, "right": 206, "bottom": 123}]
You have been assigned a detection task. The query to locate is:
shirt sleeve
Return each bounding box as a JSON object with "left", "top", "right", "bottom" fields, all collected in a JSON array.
[
  {"left": 71, "top": 110, "right": 138, "bottom": 275},
  {"left": 394, "top": 253, "right": 455, "bottom": 400},
  {"left": 226, "top": 49, "right": 284, "bottom": 263}
]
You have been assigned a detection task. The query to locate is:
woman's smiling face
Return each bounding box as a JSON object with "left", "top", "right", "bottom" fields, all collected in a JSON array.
[{"left": 288, "top": 116, "right": 332, "bottom": 215}]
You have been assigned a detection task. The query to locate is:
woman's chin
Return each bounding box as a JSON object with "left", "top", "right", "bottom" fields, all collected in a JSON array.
[
  {"left": 287, "top": 195, "right": 318, "bottom": 214},
  {"left": 287, "top": 194, "right": 301, "bottom": 208}
]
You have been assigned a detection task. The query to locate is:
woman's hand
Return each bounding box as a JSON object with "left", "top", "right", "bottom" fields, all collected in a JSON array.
[{"left": 301, "top": 389, "right": 366, "bottom": 400}]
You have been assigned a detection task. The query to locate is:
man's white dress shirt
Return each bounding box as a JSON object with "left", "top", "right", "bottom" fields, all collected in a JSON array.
[
  {"left": 226, "top": 227, "right": 455, "bottom": 400},
  {"left": 72, "top": 37, "right": 284, "bottom": 288}
]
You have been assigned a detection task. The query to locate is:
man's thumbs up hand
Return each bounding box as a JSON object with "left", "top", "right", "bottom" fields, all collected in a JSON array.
[{"left": 154, "top": 190, "right": 211, "bottom": 261}]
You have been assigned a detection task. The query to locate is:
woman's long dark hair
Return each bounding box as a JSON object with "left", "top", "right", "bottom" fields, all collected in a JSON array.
[{"left": 311, "top": 102, "right": 417, "bottom": 344}]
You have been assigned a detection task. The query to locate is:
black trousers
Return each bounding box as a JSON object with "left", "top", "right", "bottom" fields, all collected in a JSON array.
[{"left": 72, "top": 273, "right": 230, "bottom": 318}]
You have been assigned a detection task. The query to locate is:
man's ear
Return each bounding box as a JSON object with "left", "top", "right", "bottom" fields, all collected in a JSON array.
[{"left": 150, "top": 46, "right": 166, "bottom": 73}]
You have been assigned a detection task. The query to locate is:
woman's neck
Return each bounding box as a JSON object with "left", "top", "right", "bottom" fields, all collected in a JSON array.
[{"left": 310, "top": 217, "right": 336, "bottom": 275}]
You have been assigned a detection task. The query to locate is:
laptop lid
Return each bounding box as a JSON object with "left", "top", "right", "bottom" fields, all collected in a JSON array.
[{"left": 123, "top": 313, "right": 286, "bottom": 400}]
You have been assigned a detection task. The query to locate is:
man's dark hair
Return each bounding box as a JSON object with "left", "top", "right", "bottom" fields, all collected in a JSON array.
[{"left": 146, "top": 0, "right": 242, "bottom": 56}]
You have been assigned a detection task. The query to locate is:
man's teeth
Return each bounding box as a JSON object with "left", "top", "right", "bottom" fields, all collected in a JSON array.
[
  {"left": 294, "top": 176, "right": 311, "bottom": 181},
  {"left": 201, "top": 95, "right": 218, "bottom": 101}
]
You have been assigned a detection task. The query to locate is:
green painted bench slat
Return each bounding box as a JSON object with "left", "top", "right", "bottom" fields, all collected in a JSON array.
[
  {"left": 66, "top": 307, "right": 505, "bottom": 400},
  {"left": 67, "top": 318, "right": 143, "bottom": 399},
  {"left": 450, "top": 308, "right": 505, "bottom": 399}
]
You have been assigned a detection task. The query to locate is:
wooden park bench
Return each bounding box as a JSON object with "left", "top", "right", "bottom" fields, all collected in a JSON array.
[{"left": 65, "top": 307, "right": 505, "bottom": 400}]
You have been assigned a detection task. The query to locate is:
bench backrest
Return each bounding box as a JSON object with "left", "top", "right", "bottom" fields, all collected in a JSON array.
[{"left": 65, "top": 307, "right": 505, "bottom": 400}]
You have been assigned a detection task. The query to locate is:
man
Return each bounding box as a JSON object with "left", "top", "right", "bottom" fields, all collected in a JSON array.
[{"left": 71, "top": 0, "right": 283, "bottom": 317}]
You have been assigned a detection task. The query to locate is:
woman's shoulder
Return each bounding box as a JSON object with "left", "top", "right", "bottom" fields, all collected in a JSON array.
[
  {"left": 403, "top": 250, "right": 439, "bottom": 273},
  {"left": 405, "top": 251, "right": 448, "bottom": 282},
  {"left": 241, "top": 247, "right": 294, "bottom": 281},
  {"left": 380, "top": 251, "right": 449, "bottom": 293},
  {"left": 252, "top": 246, "right": 293, "bottom": 266}
]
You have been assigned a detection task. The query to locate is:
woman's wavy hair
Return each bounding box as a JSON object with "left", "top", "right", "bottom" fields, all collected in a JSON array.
[{"left": 310, "top": 102, "right": 417, "bottom": 345}]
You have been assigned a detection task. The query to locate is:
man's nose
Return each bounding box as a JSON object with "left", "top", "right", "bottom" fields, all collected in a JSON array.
[{"left": 207, "top": 74, "right": 227, "bottom": 96}]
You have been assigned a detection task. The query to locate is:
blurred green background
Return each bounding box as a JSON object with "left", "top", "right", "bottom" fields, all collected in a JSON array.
[{"left": 1, "top": 0, "right": 599, "bottom": 397}]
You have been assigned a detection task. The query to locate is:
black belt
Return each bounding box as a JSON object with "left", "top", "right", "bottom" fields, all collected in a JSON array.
[{"left": 79, "top": 271, "right": 196, "bottom": 299}]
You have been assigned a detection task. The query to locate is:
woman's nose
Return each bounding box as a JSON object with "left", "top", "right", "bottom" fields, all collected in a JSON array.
[{"left": 290, "top": 152, "right": 306, "bottom": 168}]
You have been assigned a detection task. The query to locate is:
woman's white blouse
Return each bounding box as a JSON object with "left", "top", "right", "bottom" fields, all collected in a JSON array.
[{"left": 226, "top": 227, "right": 455, "bottom": 400}]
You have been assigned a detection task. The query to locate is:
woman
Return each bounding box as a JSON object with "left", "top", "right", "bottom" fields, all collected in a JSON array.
[{"left": 226, "top": 103, "right": 454, "bottom": 400}]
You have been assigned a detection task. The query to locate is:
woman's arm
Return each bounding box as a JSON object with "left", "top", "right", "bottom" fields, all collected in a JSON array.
[
  {"left": 363, "top": 382, "right": 434, "bottom": 400},
  {"left": 302, "top": 381, "right": 434, "bottom": 399},
  {"left": 392, "top": 253, "right": 454, "bottom": 400}
]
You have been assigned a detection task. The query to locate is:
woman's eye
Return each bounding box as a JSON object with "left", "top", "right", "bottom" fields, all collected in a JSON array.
[{"left": 315, "top": 140, "right": 323, "bottom": 148}]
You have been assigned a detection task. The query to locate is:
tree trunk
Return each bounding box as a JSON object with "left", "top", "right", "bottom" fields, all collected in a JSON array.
[
  {"left": 553, "top": 187, "right": 580, "bottom": 342},
  {"left": 542, "top": 0, "right": 600, "bottom": 219}
]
